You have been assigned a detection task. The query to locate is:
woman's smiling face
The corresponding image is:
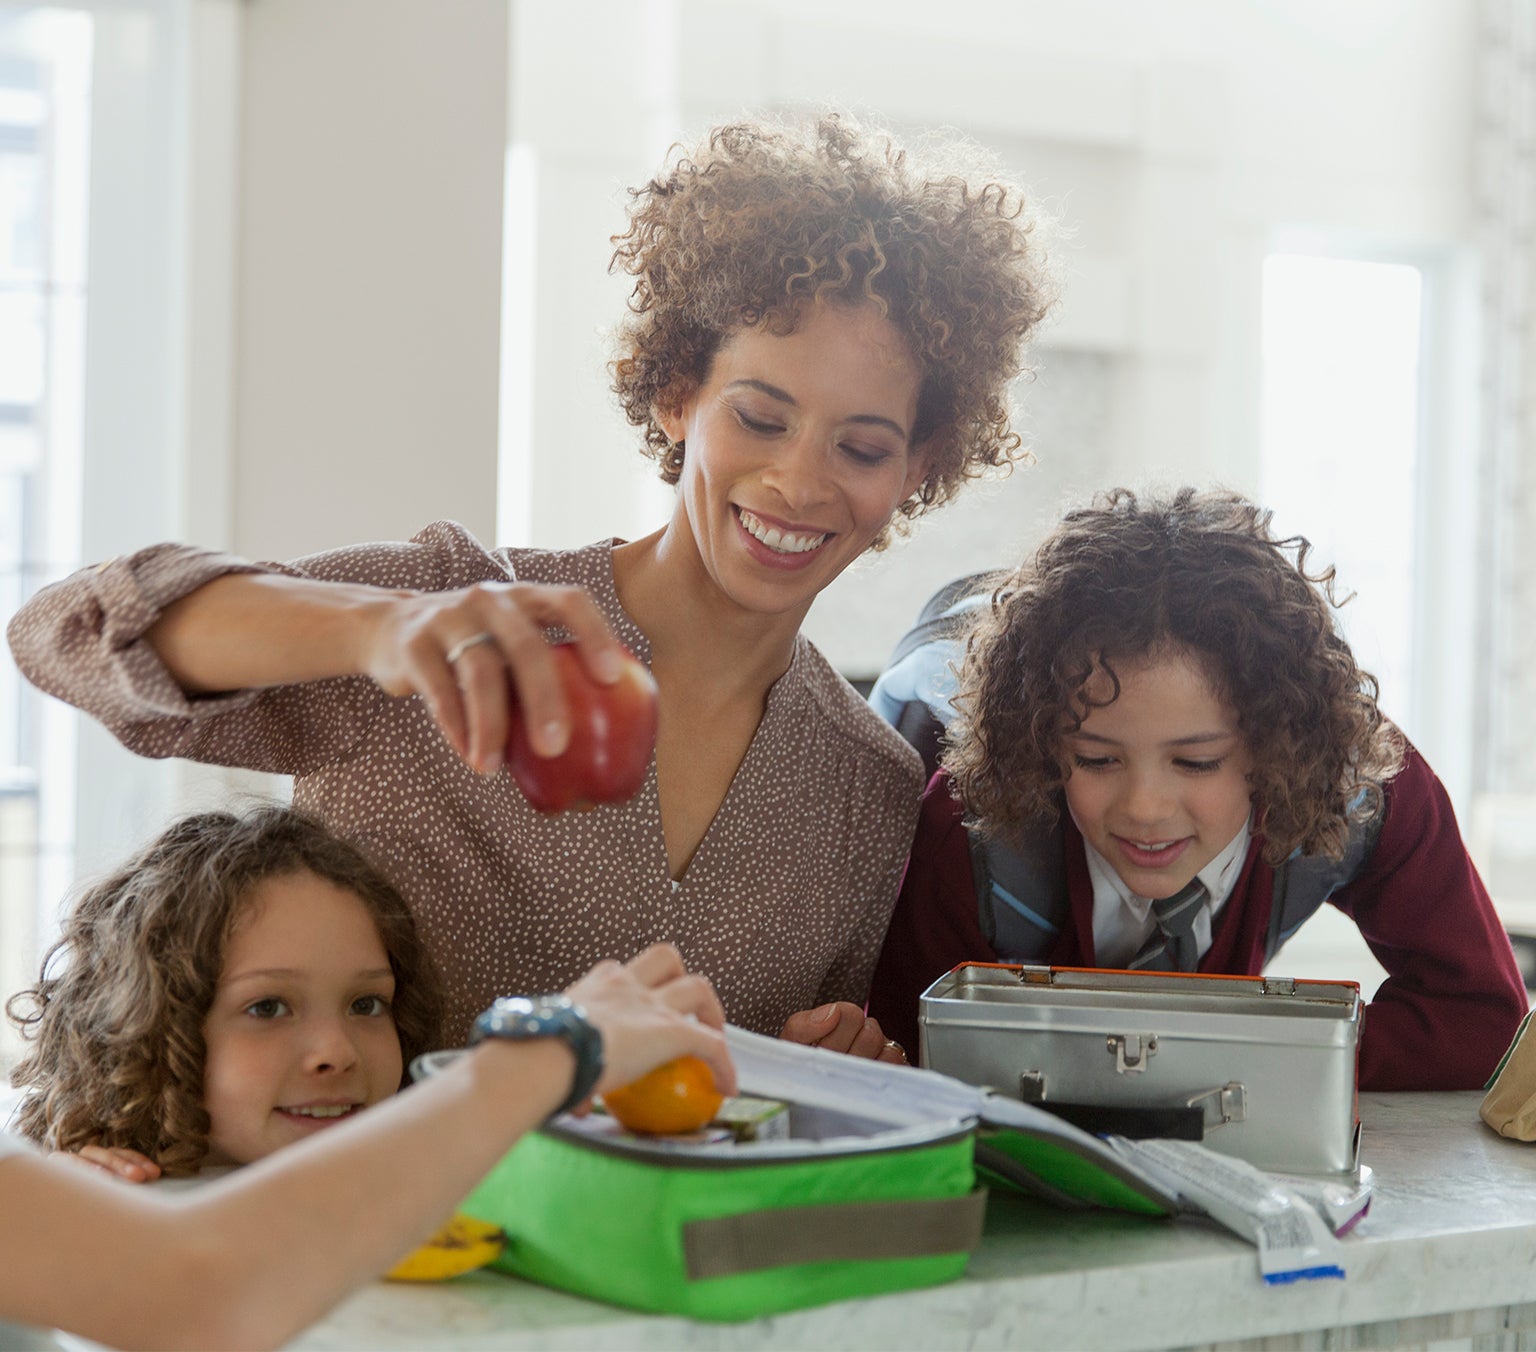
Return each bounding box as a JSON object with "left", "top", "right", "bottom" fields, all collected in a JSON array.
[
  {"left": 1061, "top": 649, "right": 1254, "bottom": 900},
  {"left": 657, "top": 300, "right": 929, "bottom": 620},
  {"left": 200, "top": 869, "right": 403, "bottom": 1165}
]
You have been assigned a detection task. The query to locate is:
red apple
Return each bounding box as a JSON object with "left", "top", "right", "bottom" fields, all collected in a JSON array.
[{"left": 504, "top": 643, "right": 659, "bottom": 814}]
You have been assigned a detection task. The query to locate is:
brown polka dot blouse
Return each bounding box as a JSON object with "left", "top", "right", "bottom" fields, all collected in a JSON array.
[{"left": 7, "top": 522, "right": 925, "bottom": 1044}]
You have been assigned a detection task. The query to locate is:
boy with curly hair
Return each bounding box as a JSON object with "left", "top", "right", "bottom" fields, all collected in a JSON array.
[{"left": 867, "top": 487, "right": 1526, "bottom": 1089}]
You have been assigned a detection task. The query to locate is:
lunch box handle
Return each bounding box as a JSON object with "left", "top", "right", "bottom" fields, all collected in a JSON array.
[{"left": 1026, "top": 1082, "right": 1249, "bottom": 1142}]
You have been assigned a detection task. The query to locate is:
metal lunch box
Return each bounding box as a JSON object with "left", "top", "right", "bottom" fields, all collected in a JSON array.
[{"left": 920, "top": 963, "right": 1362, "bottom": 1177}]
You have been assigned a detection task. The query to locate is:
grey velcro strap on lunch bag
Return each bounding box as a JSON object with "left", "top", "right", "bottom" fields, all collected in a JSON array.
[{"left": 680, "top": 1187, "right": 989, "bottom": 1280}]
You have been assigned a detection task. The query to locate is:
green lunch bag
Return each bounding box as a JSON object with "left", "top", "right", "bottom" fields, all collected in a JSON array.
[{"left": 412, "top": 1026, "right": 1177, "bottom": 1323}]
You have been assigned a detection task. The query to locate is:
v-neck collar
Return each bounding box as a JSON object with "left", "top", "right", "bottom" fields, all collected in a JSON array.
[{"left": 586, "top": 539, "right": 809, "bottom": 890}]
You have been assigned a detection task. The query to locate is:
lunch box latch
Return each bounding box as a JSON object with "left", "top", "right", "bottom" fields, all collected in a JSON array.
[
  {"left": 1107, "top": 1033, "right": 1159, "bottom": 1074},
  {"left": 1187, "top": 1081, "right": 1248, "bottom": 1131},
  {"left": 1018, "top": 1070, "right": 1047, "bottom": 1102},
  {"left": 1015, "top": 965, "right": 1055, "bottom": 986},
  {"left": 1262, "top": 976, "right": 1297, "bottom": 996}
]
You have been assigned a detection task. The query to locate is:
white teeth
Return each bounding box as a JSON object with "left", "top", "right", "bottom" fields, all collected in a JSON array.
[
  {"left": 286, "top": 1104, "right": 354, "bottom": 1119},
  {"left": 1135, "top": 841, "right": 1176, "bottom": 852},
  {"left": 737, "top": 508, "right": 827, "bottom": 555}
]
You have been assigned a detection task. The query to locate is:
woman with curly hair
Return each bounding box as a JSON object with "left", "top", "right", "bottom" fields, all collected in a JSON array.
[
  {"left": 7, "top": 112, "right": 1053, "bottom": 1057},
  {"left": 866, "top": 487, "right": 1526, "bottom": 1089},
  {"left": 8, "top": 805, "right": 442, "bottom": 1180}
]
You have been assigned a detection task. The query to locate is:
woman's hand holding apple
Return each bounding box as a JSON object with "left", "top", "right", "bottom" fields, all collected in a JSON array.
[
  {"left": 504, "top": 643, "right": 659, "bottom": 812},
  {"left": 359, "top": 581, "right": 635, "bottom": 780}
]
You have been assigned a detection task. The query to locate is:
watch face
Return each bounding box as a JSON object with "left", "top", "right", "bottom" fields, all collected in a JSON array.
[
  {"left": 498, "top": 997, "right": 538, "bottom": 1021},
  {"left": 480, "top": 994, "right": 572, "bottom": 1040}
]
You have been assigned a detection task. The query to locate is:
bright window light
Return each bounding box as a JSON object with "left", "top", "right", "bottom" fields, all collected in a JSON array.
[
  {"left": 0, "top": 6, "right": 92, "bottom": 1067},
  {"left": 1259, "top": 253, "right": 1423, "bottom": 729}
]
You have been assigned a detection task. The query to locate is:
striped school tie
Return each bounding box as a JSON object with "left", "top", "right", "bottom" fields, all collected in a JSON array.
[{"left": 1127, "top": 878, "right": 1207, "bottom": 972}]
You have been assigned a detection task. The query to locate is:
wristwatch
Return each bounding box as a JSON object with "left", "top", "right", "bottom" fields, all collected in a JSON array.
[{"left": 468, "top": 994, "right": 605, "bottom": 1118}]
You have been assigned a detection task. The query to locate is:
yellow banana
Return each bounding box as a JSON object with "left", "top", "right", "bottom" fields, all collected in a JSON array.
[{"left": 385, "top": 1212, "right": 507, "bottom": 1282}]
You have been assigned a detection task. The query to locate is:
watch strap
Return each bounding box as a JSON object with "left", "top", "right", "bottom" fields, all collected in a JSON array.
[{"left": 469, "top": 995, "right": 605, "bottom": 1118}]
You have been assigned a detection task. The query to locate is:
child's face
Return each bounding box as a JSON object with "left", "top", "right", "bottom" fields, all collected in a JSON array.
[
  {"left": 200, "top": 869, "right": 404, "bottom": 1166},
  {"left": 1061, "top": 650, "right": 1253, "bottom": 901}
]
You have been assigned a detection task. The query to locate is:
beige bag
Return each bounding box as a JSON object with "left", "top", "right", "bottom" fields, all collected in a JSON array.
[{"left": 1481, "top": 1011, "right": 1536, "bottom": 1138}]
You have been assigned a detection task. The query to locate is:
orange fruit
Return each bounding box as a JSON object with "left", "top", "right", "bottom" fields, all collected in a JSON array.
[{"left": 601, "top": 1055, "right": 724, "bottom": 1135}]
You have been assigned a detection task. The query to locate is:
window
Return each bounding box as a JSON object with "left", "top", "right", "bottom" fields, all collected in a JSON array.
[
  {"left": 1259, "top": 253, "right": 1425, "bottom": 727},
  {"left": 1258, "top": 252, "right": 1439, "bottom": 1000},
  {"left": 0, "top": 8, "right": 91, "bottom": 1062}
]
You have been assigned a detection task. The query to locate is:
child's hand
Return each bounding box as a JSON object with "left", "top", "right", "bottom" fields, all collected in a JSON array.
[
  {"left": 779, "top": 1003, "right": 909, "bottom": 1063},
  {"left": 54, "top": 1144, "right": 163, "bottom": 1184},
  {"left": 565, "top": 943, "right": 736, "bottom": 1102}
]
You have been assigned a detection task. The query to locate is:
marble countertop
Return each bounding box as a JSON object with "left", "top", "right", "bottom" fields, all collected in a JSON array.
[{"left": 289, "top": 1092, "right": 1536, "bottom": 1351}]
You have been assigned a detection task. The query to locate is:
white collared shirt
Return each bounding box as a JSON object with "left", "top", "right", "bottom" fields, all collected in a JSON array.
[{"left": 1084, "top": 815, "right": 1253, "bottom": 968}]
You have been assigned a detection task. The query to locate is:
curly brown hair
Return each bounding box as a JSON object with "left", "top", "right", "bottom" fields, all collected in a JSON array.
[
  {"left": 947, "top": 487, "right": 1405, "bottom": 864},
  {"left": 610, "top": 112, "right": 1055, "bottom": 540},
  {"left": 6, "top": 806, "right": 442, "bottom": 1175}
]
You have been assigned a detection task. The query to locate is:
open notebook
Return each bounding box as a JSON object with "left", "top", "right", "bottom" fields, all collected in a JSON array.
[{"left": 725, "top": 1025, "right": 1180, "bottom": 1214}]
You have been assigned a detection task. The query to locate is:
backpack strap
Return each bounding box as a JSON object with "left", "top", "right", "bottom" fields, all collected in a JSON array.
[
  {"left": 1264, "top": 806, "right": 1386, "bottom": 962},
  {"left": 968, "top": 816, "right": 1071, "bottom": 960},
  {"left": 868, "top": 573, "right": 1000, "bottom": 781},
  {"left": 871, "top": 571, "right": 1070, "bottom": 960},
  {"left": 885, "top": 571, "right": 1000, "bottom": 666}
]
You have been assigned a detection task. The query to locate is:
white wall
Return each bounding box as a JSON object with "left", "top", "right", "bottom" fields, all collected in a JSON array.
[
  {"left": 502, "top": 0, "right": 1478, "bottom": 720},
  {"left": 230, "top": 0, "right": 507, "bottom": 560},
  {"left": 64, "top": 0, "right": 512, "bottom": 877}
]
